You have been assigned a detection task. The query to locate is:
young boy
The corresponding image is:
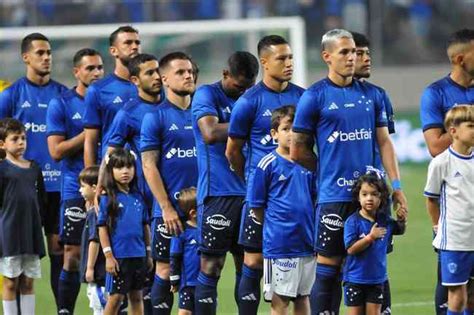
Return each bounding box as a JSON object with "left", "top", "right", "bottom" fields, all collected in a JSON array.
[
  {"left": 170, "top": 187, "right": 200, "bottom": 315},
  {"left": 0, "top": 118, "right": 46, "bottom": 315},
  {"left": 79, "top": 165, "right": 107, "bottom": 315},
  {"left": 249, "top": 105, "right": 317, "bottom": 315},
  {"left": 424, "top": 105, "right": 474, "bottom": 315}
]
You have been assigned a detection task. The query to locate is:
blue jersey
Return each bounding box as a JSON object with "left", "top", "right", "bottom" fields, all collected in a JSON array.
[
  {"left": 192, "top": 81, "right": 245, "bottom": 205},
  {"left": 249, "top": 151, "right": 317, "bottom": 259},
  {"left": 82, "top": 74, "right": 137, "bottom": 160},
  {"left": 97, "top": 190, "right": 149, "bottom": 258},
  {"left": 293, "top": 78, "right": 388, "bottom": 203},
  {"left": 108, "top": 97, "right": 163, "bottom": 208},
  {"left": 343, "top": 211, "right": 403, "bottom": 284},
  {"left": 228, "top": 81, "right": 305, "bottom": 197},
  {"left": 46, "top": 88, "right": 85, "bottom": 200},
  {"left": 170, "top": 223, "right": 200, "bottom": 288},
  {"left": 420, "top": 75, "right": 474, "bottom": 132},
  {"left": 140, "top": 100, "right": 198, "bottom": 218},
  {"left": 0, "top": 77, "right": 67, "bottom": 192}
]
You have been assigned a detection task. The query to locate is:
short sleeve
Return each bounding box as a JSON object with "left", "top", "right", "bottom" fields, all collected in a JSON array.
[
  {"left": 381, "top": 90, "right": 395, "bottom": 134},
  {"left": 293, "top": 90, "right": 319, "bottom": 134},
  {"left": 248, "top": 159, "right": 271, "bottom": 209},
  {"left": 420, "top": 87, "right": 444, "bottom": 131},
  {"left": 83, "top": 85, "right": 101, "bottom": 129},
  {"left": 170, "top": 235, "right": 184, "bottom": 256},
  {"left": 140, "top": 111, "right": 163, "bottom": 152},
  {"left": 108, "top": 109, "right": 130, "bottom": 148},
  {"left": 344, "top": 216, "right": 360, "bottom": 250},
  {"left": 87, "top": 213, "right": 100, "bottom": 242},
  {"left": 97, "top": 197, "right": 109, "bottom": 226},
  {"left": 0, "top": 87, "right": 14, "bottom": 118},
  {"left": 374, "top": 90, "right": 388, "bottom": 128},
  {"left": 46, "top": 97, "right": 66, "bottom": 136},
  {"left": 424, "top": 157, "right": 444, "bottom": 198},
  {"left": 228, "top": 97, "right": 254, "bottom": 139},
  {"left": 192, "top": 86, "right": 218, "bottom": 122}
]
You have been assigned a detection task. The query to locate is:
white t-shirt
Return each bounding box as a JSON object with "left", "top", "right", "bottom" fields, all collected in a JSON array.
[{"left": 424, "top": 146, "right": 474, "bottom": 251}]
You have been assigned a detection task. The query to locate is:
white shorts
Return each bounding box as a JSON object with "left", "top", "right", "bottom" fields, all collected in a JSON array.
[
  {"left": 0, "top": 255, "right": 41, "bottom": 278},
  {"left": 87, "top": 283, "right": 107, "bottom": 313},
  {"left": 265, "top": 256, "right": 316, "bottom": 298}
]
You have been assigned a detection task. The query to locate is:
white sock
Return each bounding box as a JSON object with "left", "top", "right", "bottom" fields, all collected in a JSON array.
[
  {"left": 20, "top": 294, "right": 35, "bottom": 315},
  {"left": 3, "top": 300, "right": 18, "bottom": 315}
]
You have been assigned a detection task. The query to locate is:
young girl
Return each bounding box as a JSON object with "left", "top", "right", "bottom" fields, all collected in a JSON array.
[
  {"left": 343, "top": 171, "right": 407, "bottom": 315},
  {"left": 0, "top": 118, "right": 46, "bottom": 315},
  {"left": 170, "top": 187, "right": 200, "bottom": 315},
  {"left": 97, "top": 148, "right": 153, "bottom": 315}
]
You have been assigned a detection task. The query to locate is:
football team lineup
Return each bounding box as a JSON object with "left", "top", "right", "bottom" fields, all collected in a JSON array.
[{"left": 0, "top": 26, "right": 472, "bottom": 315}]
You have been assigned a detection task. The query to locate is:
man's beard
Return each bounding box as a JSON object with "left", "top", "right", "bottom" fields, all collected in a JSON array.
[{"left": 169, "top": 86, "right": 193, "bottom": 97}]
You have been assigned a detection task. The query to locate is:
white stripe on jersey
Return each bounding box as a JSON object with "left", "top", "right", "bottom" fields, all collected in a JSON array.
[{"left": 258, "top": 153, "right": 276, "bottom": 170}]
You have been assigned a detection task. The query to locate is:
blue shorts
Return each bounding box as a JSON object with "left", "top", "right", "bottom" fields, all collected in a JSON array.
[
  {"left": 440, "top": 250, "right": 474, "bottom": 286},
  {"left": 344, "top": 282, "right": 384, "bottom": 306},
  {"left": 151, "top": 217, "right": 173, "bottom": 262},
  {"left": 198, "top": 196, "right": 244, "bottom": 256},
  {"left": 179, "top": 286, "right": 195, "bottom": 311},
  {"left": 105, "top": 258, "right": 147, "bottom": 295},
  {"left": 315, "top": 202, "right": 358, "bottom": 257},
  {"left": 60, "top": 198, "right": 87, "bottom": 245},
  {"left": 238, "top": 202, "right": 263, "bottom": 251}
]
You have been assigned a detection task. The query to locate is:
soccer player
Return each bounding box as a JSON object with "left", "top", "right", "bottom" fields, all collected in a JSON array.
[
  {"left": 0, "top": 33, "right": 68, "bottom": 309},
  {"left": 83, "top": 25, "right": 140, "bottom": 167},
  {"left": 192, "top": 51, "right": 259, "bottom": 314},
  {"left": 140, "top": 52, "right": 197, "bottom": 315},
  {"left": 46, "top": 48, "right": 104, "bottom": 314},
  {"left": 290, "top": 29, "right": 408, "bottom": 314},
  {"left": 424, "top": 105, "right": 474, "bottom": 315},
  {"left": 226, "top": 35, "right": 305, "bottom": 315},
  {"left": 352, "top": 31, "right": 396, "bottom": 314},
  {"left": 250, "top": 105, "right": 317, "bottom": 315},
  {"left": 420, "top": 28, "right": 474, "bottom": 315}
]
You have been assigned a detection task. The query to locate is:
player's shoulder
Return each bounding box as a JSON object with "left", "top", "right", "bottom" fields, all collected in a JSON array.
[
  {"left": 306, "top": 78, "right": 332, "bottom": 93},
  {"left": 240, "top": 81, "right": 266, "bottom": 99},
  {"left": 48, "top": 79, "right": 68, "bottom": 91},
  {"left": 430, "top": 148, "right": 451, "bottom": 167},
  {"left": 121, "top": 98, "right": 141, "bottom": 112},
  {"left": 345, "top": 210, "right": 361, "bottom": 225},
  {"left": 90, "top": 74, "right": 120, "bottom": 90},
  {"left": 287, "top": 82, "right": 306, "bottom": 94},
  {"left": 257, "top": 151, "right": 277, "bottom": 171},
  {"left": 423, "top": 76, "right": 451, "bottom": 94},
  {"left": 360, "top": 80, "right": 386, "bottom": 94}
]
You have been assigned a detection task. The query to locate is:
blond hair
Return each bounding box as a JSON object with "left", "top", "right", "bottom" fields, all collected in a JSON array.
[
  {"left": 177, "top": 187, "right": 197, "bottom": 219},
  {"left": 444, "top": 105, "right": 473, "bottom": 130}
]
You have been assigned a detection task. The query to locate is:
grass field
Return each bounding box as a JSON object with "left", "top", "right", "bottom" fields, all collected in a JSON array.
[{"left": 3, "top": 163, "right": 437, "bottom": 314}]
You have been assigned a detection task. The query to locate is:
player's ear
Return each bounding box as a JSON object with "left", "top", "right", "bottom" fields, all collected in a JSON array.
[
  {"left": 222, "top": 69, "right": 229, "bottom": 79},
  {"left": 270, "top": 128, "right": 278, "bottom": 140},
  {"left": 21, "top": 52, "right": 29, "bottom": 64},
  {"left": 130, "top": 75, "right": 140, "bottom": 86},
  {"left": 109, "top": 46, "right": 118, "bottom": 59},
  {"left": 322, "top": 50, "right": 331, "bottom": 65}
]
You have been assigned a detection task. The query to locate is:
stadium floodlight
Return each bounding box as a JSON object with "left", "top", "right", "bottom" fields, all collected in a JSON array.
[{"left": 0, "top": 17, "right": 307, "bottom": 87}]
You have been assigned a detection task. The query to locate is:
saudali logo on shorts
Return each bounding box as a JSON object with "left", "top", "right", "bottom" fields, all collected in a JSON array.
[
  {"left": 272, "top": 259, "right": 297, "bottom": 272},
  {"left": 248, "top": 209, "right": 262, "bottom": 226},
  {"left": 206, "top": 214, "right": 231, "bottom": 231},
  {"left": 157, "top": 224, "right": 172, "bottom": 239},
  {"left": 65, "top": 206, "right": 86, "bottom": 222},
  {"left": 321, "top": 214, "right": 344, "bottom": 231}
]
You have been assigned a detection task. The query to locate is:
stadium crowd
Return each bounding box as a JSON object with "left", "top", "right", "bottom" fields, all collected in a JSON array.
[{"left": 0, "top": 24, "right": 472, "bottom": 315}]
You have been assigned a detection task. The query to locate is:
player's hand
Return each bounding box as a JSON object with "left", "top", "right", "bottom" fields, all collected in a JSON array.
[
  {"left": 392, "top": 189, "right": 408, "bottom": 216},
  {"left": 105, "top": 255, "right": 120, "bottom": 276},
  {"left": 396, "top": 206, "right": 408, "bottom": 222},
  {"left": 85, "top": 267, "right": 95, "bottom": 283},
  {"left": 162, "top": 205, "right": 183, "bottom": 236},
  {"left": 369, "top": 223, "right": 387, "bottom": 239},
  {"left": 170, "top": 285, "right": 179, "bottom": 293}
]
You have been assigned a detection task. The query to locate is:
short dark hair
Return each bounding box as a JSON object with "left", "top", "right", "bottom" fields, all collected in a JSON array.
[
  {"left": 73, "top": 48, "right": 101, "bottom": 67},
  {"left": 177, "top": 187, "right": 197, "bottom": 219},
  {"left": 0, "top": 118, "right": 25, "bottom": 141},
  {"left": 109, "top": 25, "right": 139, "bottom": 46},
  {"left": 271, "top": 105, "right": 295, "bottom": 130},
  {"left": 228, "top": 51, "right": 259, "bottom": 80},
  {"left": 21, "top": 33, "right": 49, "bottom": 54},
  {"left": 127, "top": 53, "right": 158, "bottom": 77},
  {"left": 159, "top": 52, "right": 192, "bottom": 72},
  {"left": 352, "top": 172, "right": 390, "bottom": 211},
  {"left": 78, "top": 165, "right": 100, "bottom": 186},
  {"left": 447, "top": 29, "right": 474, "bottom": 49},
  {"left": 257, "top": 35, "right": 289, "bottom": 56},
  {"left": 351, "top": 31, "right": 370, "bottom": 48}
]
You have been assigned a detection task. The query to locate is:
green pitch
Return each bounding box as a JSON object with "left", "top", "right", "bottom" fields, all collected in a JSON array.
[{"left": 13, "top": 163, "right": 435, "bottom": 314}]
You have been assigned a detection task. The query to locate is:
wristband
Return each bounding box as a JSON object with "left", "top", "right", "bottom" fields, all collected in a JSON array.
[
  {"left": 146, "top": 246, "right": 151, "bottom": 251},
  {"left": 103, "top": 246, "right": 112, "bottom": 254},
  {"left": 391, "top": 179, "right": 402, "bottom": 191},
  {"left": 170, "top": 275, "right": 180, "bottom": 281}
]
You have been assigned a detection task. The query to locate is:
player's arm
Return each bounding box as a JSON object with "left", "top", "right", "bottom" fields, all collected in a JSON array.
[
  {"left": 48, "top": 133, "right": 85, "bottom": 162},
  {"left": 144, "top": 223, "right": 153, "bottom": 271},
  {"left": 346, "top": 222, "right": 387, "bottom": 255},
  {"left": 290, "top": 131, "right": 316, "bottom": 171},
  {"left": 35, "top": 163, "right": 47, "bottom": 225},
  {"left": 426, "top": 197, "right": 440, "bottom": 233},
  {"left": 248, "top": 161, "right": 269, "bottom": 223},
  {"left": 376, "top": 127, "right": 408, "bottom": 212},
  {"left": 198, "top": 116, "right": 229, "bottom": 144},
  {"left": 142, "top": 149, "right": 183, "bottom": 235},
  {"left": 85, "top": 240, "right": 99, "bottom": 283},
  {"left": 423, "top": 128, "right": 451, "bottom": 157},
  {"left": 84, "top": 128, "right": 100, "bottom": 167},
  {"left": 169, "top": 236, "right": 184, "bottom": 292},
  {"left": 225, "top": 137, "right": 246, "bottom": 179},
  {"left": 0, "top": 87, "right": 13, "bottom": 118}
]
